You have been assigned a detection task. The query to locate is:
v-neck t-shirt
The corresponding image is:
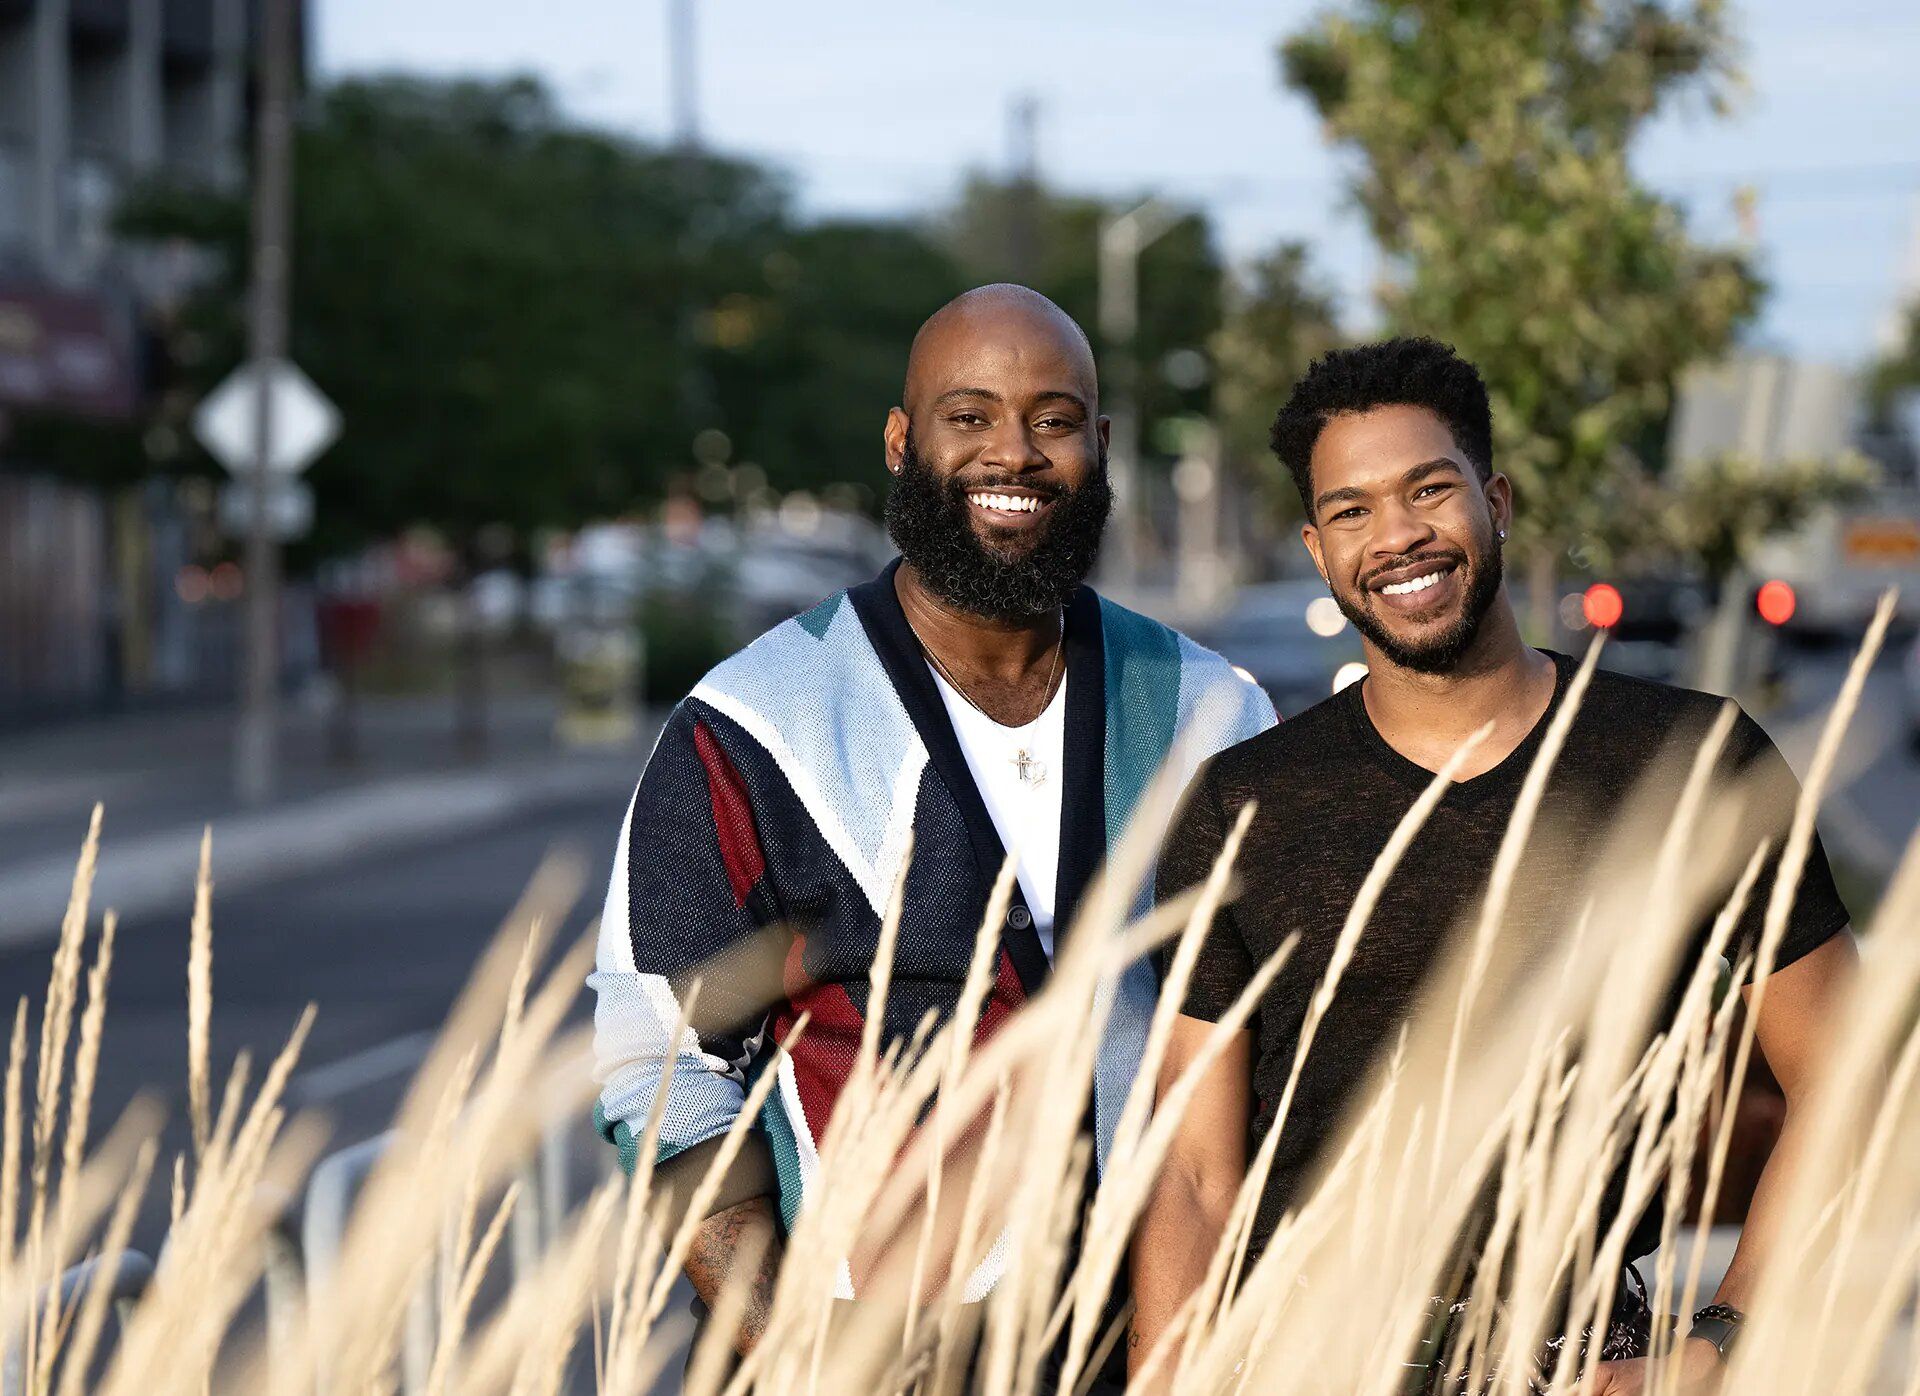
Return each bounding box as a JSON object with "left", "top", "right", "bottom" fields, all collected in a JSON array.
[
  {"left": 1157, "top": 650, "right": 1850, "bottom": 1261},
  {"left": 930, "top": 666, "right": 1067, "bottom": 960}
]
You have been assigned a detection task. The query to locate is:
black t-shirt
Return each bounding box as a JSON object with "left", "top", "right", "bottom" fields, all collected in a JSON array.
[{"left": 1157, "top": 651, "right": 1850, "bottom": 1262}]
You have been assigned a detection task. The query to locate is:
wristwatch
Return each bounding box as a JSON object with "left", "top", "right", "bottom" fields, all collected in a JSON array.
[{"left": 1687, "top": 1303, "right": 1744, "bottom": 1362}]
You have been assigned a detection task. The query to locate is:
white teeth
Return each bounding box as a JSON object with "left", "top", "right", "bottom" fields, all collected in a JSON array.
[
  {"left": 1380, "top": 570, "right": 1447, "bottom": 596},
  {"left": 970, "top": 492, "right": 1040, "bottom": 514}
]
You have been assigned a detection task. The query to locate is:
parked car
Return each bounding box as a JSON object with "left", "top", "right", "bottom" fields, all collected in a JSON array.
[
  {"left": 1192, "top": 580, "right": 1363, "bottom": 719},
  {"left": 1746, "top": 488, "right": 1920, "bottom": 644},
  {"left": 1566, "top": 575, "right": 1708, "bottom": 683}
]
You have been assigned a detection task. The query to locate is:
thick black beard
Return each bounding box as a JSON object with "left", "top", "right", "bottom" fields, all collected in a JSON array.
[
  {"left": 1335, "top": 536, "right": 1505, "bottom": 675},
  {"left": 884, "top": 434, "right": 1113, "bottom": 622}
]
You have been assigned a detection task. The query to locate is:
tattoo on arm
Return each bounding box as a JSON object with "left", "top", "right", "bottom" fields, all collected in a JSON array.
[{"left": 684, "top": 1197, "right": 783, "bottom": 1354}]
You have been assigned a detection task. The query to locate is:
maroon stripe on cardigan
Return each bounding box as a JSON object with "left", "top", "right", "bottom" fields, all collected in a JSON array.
[{"left": 693, "top": 717, "right": 767, "bottom": 909}]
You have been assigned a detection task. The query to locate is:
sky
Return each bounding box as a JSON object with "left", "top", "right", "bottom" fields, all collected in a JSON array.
[{"left": 314, "top": 0, "right": 1920, "bottom": 365}]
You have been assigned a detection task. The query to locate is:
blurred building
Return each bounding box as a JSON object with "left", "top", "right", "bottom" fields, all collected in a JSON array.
[
  {"left": 1669, "top": 355, "right": 1859, "bottom": 472},
  {"left": 1673, "top": 353, "right": 1920, "bottom": 638},
  {"left": 0, "top": 0, "right": 292, "bottom": 725}
]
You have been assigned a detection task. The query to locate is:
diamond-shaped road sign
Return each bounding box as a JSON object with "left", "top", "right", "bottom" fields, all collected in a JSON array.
[{"left": 193, "top": 359, "right": 340, "bottom": 477}]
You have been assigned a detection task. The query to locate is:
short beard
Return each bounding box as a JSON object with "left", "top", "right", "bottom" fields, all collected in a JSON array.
[
  {"left": 1337, "top": 537, "right": 1505, "bottom": 675},
  {"left": 884, "top": 432, "right": 1113, "bottom": 622}
]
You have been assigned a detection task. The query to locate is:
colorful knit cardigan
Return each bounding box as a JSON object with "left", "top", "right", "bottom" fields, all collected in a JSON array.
[{"left": 588, "top": 561, "right": 1275, "bottom": 1294}]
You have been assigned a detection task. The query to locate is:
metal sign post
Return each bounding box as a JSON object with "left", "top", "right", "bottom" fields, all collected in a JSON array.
[{"left": 233, "top": 0, "right": 298, "bottom": 805}]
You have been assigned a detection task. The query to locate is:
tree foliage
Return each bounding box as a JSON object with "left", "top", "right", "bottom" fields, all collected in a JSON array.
[
  {"left": 41, "top": 76, "right": 970, "bottom": 561},
  {"left": 1635, "top": 451, "right": 1878, "bottom": 586},
  {"left": 1212, "top": 243, "right": 1344, "bottom": 509},
  {"left": 1281, "top": 0, "right": 1764, "bottom": 570},
  {"left": 940, "top": 175, "right": 1225, "bottom": 442}
]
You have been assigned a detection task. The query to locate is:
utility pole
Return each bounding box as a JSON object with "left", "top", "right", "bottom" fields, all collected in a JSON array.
[
  {"left": 1097, "top": 197, "right": 1181, "bottom": 597},
  {"left": 235, "top": 0, "right": 295, "bottom": 805},
  {"left": 29, "top": 0, "right": 69, "bottom": 278},
  {"left": 1006, "top": 94, "right": 1040, "bottom": 284},
  {"left": 668, "top": 0, "right": 699, "bottom": 150}
]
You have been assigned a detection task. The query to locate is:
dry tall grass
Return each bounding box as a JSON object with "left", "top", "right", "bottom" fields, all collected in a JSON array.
[{"left": 4, "top": 599, "right": 1916, "bottom": 1394}]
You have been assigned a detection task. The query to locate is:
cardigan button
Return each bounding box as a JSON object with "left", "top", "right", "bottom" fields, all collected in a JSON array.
[{"left": 1007, "top": 905, "right": 1032, "bottom": 930}]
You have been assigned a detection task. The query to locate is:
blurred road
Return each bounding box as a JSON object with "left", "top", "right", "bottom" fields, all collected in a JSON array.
[
  {"left": 0, "top": 785, "right": 622, "bottom": 1254},
  {"left": 0, "top": 693, "right": 647, "bottom": 941},
  {"left": 1760, "top": 643, "right": 1919, "bottom": 897}
]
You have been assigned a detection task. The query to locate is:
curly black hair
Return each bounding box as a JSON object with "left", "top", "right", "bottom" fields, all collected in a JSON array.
[{"left": 1269, "top": 337, "right": 1493, "bottom": 519}]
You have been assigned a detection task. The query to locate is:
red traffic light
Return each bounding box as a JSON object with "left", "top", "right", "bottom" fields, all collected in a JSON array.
[
  {"left": 1756, "top": 579, "right": 1796, "bottom": 627},
  {"left": 1582, "top": 583, "right": 1624, "bottom": 630}
]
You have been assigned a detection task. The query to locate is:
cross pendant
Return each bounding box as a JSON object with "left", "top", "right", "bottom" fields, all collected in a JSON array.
[{"left": 1011, "top": 749, "right": 1046, "bottom": 785}]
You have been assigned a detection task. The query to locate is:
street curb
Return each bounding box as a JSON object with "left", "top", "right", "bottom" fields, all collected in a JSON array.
[{"left": 0, "top": 758, "right": 640, "bottom": 952}]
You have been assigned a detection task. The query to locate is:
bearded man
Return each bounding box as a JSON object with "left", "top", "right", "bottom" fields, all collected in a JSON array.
[
  {"left": 588, "top": 284, "right": 1274, "bottom": 1369},
  {"left": 1132, "top": 337, "right": 1855, "bottom": 1394}
]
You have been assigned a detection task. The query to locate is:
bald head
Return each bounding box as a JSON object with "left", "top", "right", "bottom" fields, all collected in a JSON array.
[{"left": 902, "top": 284, "right": 1097, "bottom": 416}]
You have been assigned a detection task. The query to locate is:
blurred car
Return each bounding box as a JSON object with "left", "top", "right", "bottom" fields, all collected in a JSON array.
[
  {"left": 1749, "top": 489, "right": 1920, "bottom": 644},
  {"left": 1192, "top": 580, "right": 1363, "bottom": 719},
  {"left": 1563, "top": 575, "right": 1708, "bottom": 683}
]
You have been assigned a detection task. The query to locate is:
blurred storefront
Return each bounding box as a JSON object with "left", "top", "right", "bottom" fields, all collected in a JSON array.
[{"left": 0, "top": 0, "right": 295, "bottom": 726}]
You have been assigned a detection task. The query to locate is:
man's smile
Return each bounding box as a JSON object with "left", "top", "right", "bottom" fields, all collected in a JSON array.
[
  {"left": 965, "top": 485, "right": 1056, "bottom": 529},
  {"left": 1366, "top": 555, "right": 1461, "bottom": 613}
]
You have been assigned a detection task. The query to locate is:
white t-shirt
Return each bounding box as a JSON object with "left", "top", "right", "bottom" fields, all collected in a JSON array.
[{"left": 928, "top": 665, "right": 1066, "bottom": 960}]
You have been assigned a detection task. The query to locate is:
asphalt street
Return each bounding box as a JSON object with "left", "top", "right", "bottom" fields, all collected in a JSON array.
[
  {"left": 0, "top": 787, "right": 624, "bottom": 1255},
  {"left": 1760, "top": 641, "right": 1919, "bottom": 899}
]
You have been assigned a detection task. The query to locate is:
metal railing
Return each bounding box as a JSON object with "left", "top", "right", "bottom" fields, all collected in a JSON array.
[
  {"left": 262, "top": 1110, "right": 595, "bottom": 1393},
  {"left": 0, "top": 1249, "right": 155, "bottom": 1396}
]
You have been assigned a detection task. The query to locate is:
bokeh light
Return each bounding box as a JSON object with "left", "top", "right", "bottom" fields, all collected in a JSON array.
[
  {"left": 1333, "top": 661, "right": 1368, "bottom": 693},
  {"left": 1756, "top": 579, "right": 1797, "bottom": 627},
  {"left": 1582, "top": 583, "right": 1624, "bottom": 630},
  {"left": 1306, "top": 596, "right": 1348, "bottom": 637}
]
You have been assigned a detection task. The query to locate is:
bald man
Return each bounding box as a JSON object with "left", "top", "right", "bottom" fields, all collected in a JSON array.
[{"left": 588, "top": 285, "right": 1275, "bottom": 1369}]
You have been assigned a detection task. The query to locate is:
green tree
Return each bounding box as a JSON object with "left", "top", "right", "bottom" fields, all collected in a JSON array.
[
  {"left": 1211, "top": 243, "right": 1344, "bottom": 513},
  {"left": 940, "top": 175, "right": 1225, "bottom": 443},
  {"left": 1281, "top": 0, "right": 1764, "bottom": 626},
  {"left": 34, "top": 76, "right": 968, "bottom": 560},
  {"left": 134, "top": 76, "right": 796, "bottom": 559},
  {"left": 704, "top": 219, "right": 968, "bottom": 498},
  {"left": 1641, "top": 452, "right": 1876, "bottom": 587}
]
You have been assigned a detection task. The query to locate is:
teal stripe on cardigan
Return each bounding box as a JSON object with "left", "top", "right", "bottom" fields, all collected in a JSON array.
[
  {"left": 594, "top": 1098, "right": 639, "bottom": 1177},
  {"left": 1098, "top": 596, "right": 1185, "bottom": 849},
  {"left": 761, "top": 1086, "right": 805, "bottom": 1233}
]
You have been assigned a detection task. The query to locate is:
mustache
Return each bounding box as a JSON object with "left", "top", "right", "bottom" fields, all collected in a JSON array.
[{"left": 1357, "top": 548, "right": 1468, "bottom": 591}]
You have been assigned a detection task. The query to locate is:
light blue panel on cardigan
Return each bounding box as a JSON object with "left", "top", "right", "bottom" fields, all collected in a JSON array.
[
  {"left": 1091, "top": 599, "right": 1278, "bottom": 1174},
  {"left": 690, "top": 589, "right": 924, "bottom": 914}
]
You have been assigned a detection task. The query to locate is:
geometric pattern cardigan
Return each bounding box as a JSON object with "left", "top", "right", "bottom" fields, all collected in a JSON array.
[{"left": 588, "top": 558, "right": 1275, "bottom": 1296}]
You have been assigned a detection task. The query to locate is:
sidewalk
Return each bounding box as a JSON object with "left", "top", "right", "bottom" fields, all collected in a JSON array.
[{"left": 0, "top": 691, "right": 653, "bottom": 949}]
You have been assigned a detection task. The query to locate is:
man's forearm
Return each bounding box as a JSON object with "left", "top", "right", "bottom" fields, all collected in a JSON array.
[
  {"left": 1708, "top": 1099, "right": 1814, "bottom": 1311},
  {"left": 1129, "top": 1175, "right": 1233, "bottom": 1384},
  {"left": 684, "top": 1196, "right": 784, "bottom": 1355}
]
